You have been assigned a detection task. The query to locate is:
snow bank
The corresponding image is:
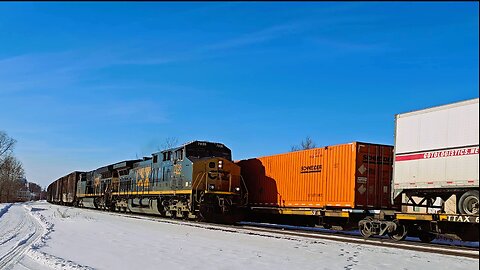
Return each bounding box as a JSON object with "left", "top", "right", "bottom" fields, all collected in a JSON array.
[
  {"left": 2, "top": 202, "right": 478, "bottom": 270},
  {"left": 24, "top": 204, "right": 95, "bottom": 270}
]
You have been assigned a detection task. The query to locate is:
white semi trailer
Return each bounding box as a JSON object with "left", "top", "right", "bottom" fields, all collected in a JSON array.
[{"left": 393, "top": 98, "right": 479, "bottom": 215}]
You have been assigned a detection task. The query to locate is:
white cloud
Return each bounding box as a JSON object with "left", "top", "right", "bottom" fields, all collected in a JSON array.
[
  {"left": 203, "top": 22, "right": 306, "bottom": 51},
  {"left": 312, "top": 37, "right": 392, "bottom": 53}
]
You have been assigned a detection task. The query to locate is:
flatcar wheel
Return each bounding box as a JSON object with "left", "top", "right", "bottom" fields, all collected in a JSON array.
[
  {"left": 358, "top": 217, "right": 373, "bottom": 238},
  {"left": 359, "top": 224, "right": 371, "bottom": 238},
  {"left": 388, "top": 221, "right": 407, "bottom": 241},
  {"left": 418, "top": 232, "right": 436, "bottom": 243}
]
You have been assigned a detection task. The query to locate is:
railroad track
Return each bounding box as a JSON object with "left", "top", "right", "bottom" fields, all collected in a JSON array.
[
  {"left": 0, "top": 204, "right": 45, "bottom": 269},
  {"left": 239, "top": 224, "right": 480, "bottom": 259},
  {"left": 67, "top": 205, "right": 479, "bottom": 259}
]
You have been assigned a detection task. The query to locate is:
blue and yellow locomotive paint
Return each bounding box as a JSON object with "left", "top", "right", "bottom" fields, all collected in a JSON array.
[{"left": 74, "top": 141, "right": 248, "bottom": 222}]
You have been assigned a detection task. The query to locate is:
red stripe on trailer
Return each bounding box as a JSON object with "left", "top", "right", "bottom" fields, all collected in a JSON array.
[
  {"left": 395, "top": 154, "right": 424, "bottom": 161},
  {"left": 427, "top": 182, "right": 434, "bottom": 184},
  {"left": 447, "top": 181, "right": 454, "bottom": 184},
  {"left": 396, "top": 146, "right": 479, "bottom": 161}
]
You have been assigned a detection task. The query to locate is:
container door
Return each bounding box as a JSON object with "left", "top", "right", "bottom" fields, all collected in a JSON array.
[
  {"left": 367, "top": 144, "right": 380, "bottom": 208},
  {"left": 355, "top": 144, "right": 371, "bottom": 208},
  {"left": 379, "top": 145, "right": 394, "bottom": 208},
  {"left": 355, "top": 143, "right": 393, "bottom": 209}
]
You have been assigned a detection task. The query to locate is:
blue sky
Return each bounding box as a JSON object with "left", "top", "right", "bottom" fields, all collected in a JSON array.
[{"left": 0, "top": 2, "right": 478, "bottom": 187}]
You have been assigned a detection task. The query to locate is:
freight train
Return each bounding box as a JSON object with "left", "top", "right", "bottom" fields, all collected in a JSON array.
[
  {"left": 47, "top": 141, "right": 248, "bottom": 223},
  {"left": 47, "top": 98, "right": 479, "bottom": 242}
]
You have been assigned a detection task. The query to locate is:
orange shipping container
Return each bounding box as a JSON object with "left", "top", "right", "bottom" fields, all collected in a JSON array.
[{"left": 237, "top": 142, "right": 393, "bottom": 209}]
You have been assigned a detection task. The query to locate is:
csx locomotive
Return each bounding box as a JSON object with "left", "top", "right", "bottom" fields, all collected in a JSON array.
[{"left": 47, "top": 141, "right": 248, "bottom": 223}]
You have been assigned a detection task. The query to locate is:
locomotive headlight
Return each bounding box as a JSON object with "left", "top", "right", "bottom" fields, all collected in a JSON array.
[
  {"left": 209, "top": 184, "right": 215, "bottom": 190},
  {"left": 235, "top": 187, "right": 241, "bottom": 192},
  {"left": 218, "top": 160, "right": 223, "bottom": 168}
]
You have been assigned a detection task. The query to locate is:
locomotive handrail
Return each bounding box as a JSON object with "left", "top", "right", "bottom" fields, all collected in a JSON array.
[
  {"left": 192, "top": 172, "right": 207, "bottom": 204},
  {"left": 228, "top": 173, "right": 232, "bottom": 192},
  {"left": 240, "top": 175, "right": 248, "bottom": 206},
  {"left": 192, "top": 172, "right": 206, "bottom": 191}
]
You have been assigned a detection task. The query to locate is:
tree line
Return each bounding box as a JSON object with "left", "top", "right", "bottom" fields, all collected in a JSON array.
[{"left": 0, "top": 130, "right": 27, "bottom": 202}]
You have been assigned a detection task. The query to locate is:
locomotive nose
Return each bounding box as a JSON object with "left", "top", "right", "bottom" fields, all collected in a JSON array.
[
  {"left": 208, "top": 158, "right": 224, "bottom": 169},
  {"left": 207, "top": 158, "right": 231, "bottom": 180}
]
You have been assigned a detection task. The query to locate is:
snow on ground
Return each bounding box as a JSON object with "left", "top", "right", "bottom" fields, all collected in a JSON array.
[{"left": 0, "top": 201, "right": 478, "bottom": 270}]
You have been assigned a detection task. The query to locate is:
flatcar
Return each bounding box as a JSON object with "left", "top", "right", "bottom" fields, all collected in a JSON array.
[
  {"left": 237, "top": 142, "right": 396, "bottom": 227},
  {"left": 48, "top": 141, "right": 248, "bottom": 223}
]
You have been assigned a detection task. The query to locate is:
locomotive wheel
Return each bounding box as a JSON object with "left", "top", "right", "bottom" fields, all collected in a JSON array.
[
  {"left": 322, "top": 224, "right": 332, "bottom": 230},
  {"left": 418, "top": 232, "right": 436, "bottom": 243},
  {"left": 156, "top": 199, "right": 167, "bottom": 217},
  {"left": 458, "top": 190, "right": 479, "bottom": 215},
  {"left": 198, "top": 204, "right": 215, "bottom": 221},
  {"left": 388, "top": 221, "right": 407, "bottom": 241}
]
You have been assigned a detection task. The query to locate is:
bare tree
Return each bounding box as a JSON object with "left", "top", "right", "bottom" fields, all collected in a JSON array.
[
  {"left": 291, "top": 136, "right": 317, "bottom": 152},
  {"left": 0, "top": 155, "right": 25, "bottom": 202},
  {"left": 0, "top": 131, "right": 25, "bottom": 203},
  {"left": 0, "top": 131, "right": 16, "bottom": 158},
  {"left": 158, "top": 137, "right": 179, "bottom": 151}
]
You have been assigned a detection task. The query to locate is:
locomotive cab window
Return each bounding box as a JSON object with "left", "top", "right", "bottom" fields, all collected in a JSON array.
[
  {"left": 153, "top": 155, "right": 158, "bottom": 163},
  {"left": 163, "top": 151, "right": 172, "bottom": 161},
  {"left": 175, "top": 149, "right": 183, "bottom": 161}
]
